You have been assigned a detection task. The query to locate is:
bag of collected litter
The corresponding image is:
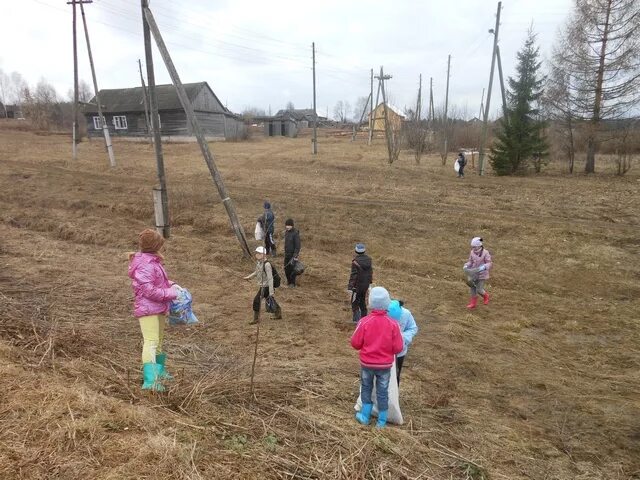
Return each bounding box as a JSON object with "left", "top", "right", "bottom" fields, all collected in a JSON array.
[
  {"left": 293, "top": 260, "right": 305, "bottom": 275},
  {"left": 168, "top": 286, "right": 199, "bottom": 326},
  {"left": 354, "top": 360, "right": 403, "bottom": 425},
  {"left": 265, "top": 295, "right": 279, "bottom": 313},
  {"left": 255, "top": 221, "right": 265, "bottom": 241},
  {"left": 463, "top": 266, "right": 481, "bottom": 287}
]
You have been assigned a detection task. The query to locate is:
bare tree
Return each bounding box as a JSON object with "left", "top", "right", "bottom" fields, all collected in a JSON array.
[
  {"left": 544, "top": 63, "right": 578, "bottom": 173},
  {"left": 353, "top": 96, "right": 369, "bottom": 126},
  {"left": 23, "top": 78, "right": 60, "bottom": 130},
  {"left": 10, "top": 72, "right": 27, "bottom": 107},
  {"left": 0, "top": 69, "right": 9, "bottom": 117},
  {"left": 285, "top": 101, "right": 295, "bottom": 111},
  {"left": 333, "top": 100, "right": 351, "bottom": 123},
  {"left": 553, "top": 0, "right": 640, "bottom": 173}
]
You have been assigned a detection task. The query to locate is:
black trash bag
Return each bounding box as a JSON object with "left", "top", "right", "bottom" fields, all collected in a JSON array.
[
  {"left": 265, "top": 296, "right": 278, "bottom": 313},
  {"left": 293, "top": 260, "right": 305, "bottom": 275}
]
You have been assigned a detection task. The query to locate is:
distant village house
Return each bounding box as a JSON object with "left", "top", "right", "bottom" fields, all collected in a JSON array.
[
  {"left": 83, "top": 82, "right": 245, "bottom": 141},
  {"left": 262, "top": 108, "right": 327, "bottom": 138},
  {"left": 368, "top": 103, "right": 406, "bottom": 131}
]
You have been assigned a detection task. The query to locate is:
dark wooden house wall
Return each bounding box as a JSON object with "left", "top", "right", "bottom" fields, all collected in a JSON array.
[
  {"left": 85, "top": 110, "right": 244, "bottom": 139},
  {"left": 192, "top": 87, "right": 225, "bottom": 113}
]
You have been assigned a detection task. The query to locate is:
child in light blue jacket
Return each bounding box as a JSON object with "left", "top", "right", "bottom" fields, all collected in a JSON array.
[{"left": 387, "top": 300, "right": 418, "bottom": 386}]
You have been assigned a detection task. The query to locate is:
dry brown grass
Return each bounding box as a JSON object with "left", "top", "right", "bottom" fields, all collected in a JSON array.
[{"left": 0, "top": 126, "right": 639, "bottom": 479}]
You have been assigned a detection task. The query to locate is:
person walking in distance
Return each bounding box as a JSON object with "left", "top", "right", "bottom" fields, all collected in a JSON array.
[
  {"left": 457, "top": 152, "right": 467, "bottom": 178},
  {"left": 351, "top": 286, "right": 403, "bottom": 428},
  {"left": 128, "top": 229, "right": 178, "bottom": 392},
  {"left": 244, "top": 246, "right": 282, "bottom": 324},
  {"left": 387, "top": 299, "right": 418, "bottom": 386},
  {"left": 348, "top": 243, "right": 373, "bottom": 323},
  {"left": 463, "top": 237, "right": 493, "bottom": 309},
  {"left": 262, "top": 201, "right": 276, "bottom": 256},
  {"left": 283, "top": 218, "right": 301, "bottom": 288}
]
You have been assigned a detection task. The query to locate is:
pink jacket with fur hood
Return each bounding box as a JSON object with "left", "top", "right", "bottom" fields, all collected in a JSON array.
[
  {"left": 128, "top": 252, "right": 177, "bottom": 318},
  {"left": 464, "top": 248, "right": 493, "bottom": 280}
]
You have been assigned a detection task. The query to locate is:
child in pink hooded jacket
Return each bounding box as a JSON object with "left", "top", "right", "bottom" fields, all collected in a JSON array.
[
  {"left": 128, "top": 229, "right": 177, "bottom": 391},
  {"left": 463, "top": 236, "right": 492, "bottom": 309}
]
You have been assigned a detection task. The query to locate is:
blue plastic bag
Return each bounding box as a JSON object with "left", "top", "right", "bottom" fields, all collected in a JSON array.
[{"left": 168, "top": 286, "right": 199, "bottom": 326}]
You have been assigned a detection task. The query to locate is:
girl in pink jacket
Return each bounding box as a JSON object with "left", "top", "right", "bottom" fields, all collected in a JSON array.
[
  {"left": 463, "top": 237, "right": 493, "bottom": 309},
  {"left": 128, "top": 229, "right": 177, "bottom": 392}
]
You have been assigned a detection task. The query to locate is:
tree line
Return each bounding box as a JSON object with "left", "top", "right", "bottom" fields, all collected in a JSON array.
[{"left": 0, "top": 69, "right": 92, "bottom": 131}]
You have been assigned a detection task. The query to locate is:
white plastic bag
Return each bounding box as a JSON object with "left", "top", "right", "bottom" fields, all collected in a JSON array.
[
  {"left": 454, "top": 159, "right": 460, "bottom": 173},
  {"left": 354, "top": 360, "right": 404, "bottom": 425},
  {"left": 254, "top": 221, "right": 264, "bottom": 241}
]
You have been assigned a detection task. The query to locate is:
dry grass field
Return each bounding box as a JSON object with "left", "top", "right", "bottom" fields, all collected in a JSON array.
[{"left": 0, "top": 121, "right": 639, "bottom": 479}]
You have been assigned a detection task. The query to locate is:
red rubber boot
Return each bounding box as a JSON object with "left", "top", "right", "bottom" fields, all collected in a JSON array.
[
  {"left": 466, "top": 297, "right": 478, "bottom": 309},
  {"left": 483, "top": 292, "right": 490, "bottom": 305}
]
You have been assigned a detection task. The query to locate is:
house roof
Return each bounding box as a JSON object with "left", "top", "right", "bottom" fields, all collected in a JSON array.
[
  {"left": 274, "top": 108, "right": 318, "bottom": 121},
  {"left": 84, "top": 82, "right": 229, "bottom": 114},
  {"left": 370, "top": 103, "right": 406, "bottom": 119}
]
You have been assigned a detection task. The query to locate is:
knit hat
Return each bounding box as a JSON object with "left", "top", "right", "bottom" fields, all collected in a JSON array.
[
  {"left": 387, "top": 300, "right": 402, "bottom": 320},
  {"left": 255, "top": 246, "right": 267, "bottom": 254},
  {"left": 355, "top": 243, "right": 366, "bottom": 254},
  {"left": 264, "top": 201, "right": 271, "bottom": 209},
  {"left": 369, "top": 286, "right": 390, "bottom": 310},
  {"left": 285, "top": 218, "right": 294, "bottom": 227},
  {"left": 471, "top": 237, "right": 483, "bottom": 247},
  {"left": 139, "top": 228, "right": 164, "bottom": 253}
]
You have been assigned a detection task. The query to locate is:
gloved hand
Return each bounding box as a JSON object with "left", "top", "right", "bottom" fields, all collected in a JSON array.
[{"left": 478, "top": 264, "right": 487, "bottom": 272}]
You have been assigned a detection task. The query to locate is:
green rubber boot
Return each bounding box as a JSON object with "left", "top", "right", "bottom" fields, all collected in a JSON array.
[
  {"left": 142, "top": 363, "right": 166, "bottom": 392},
  {"left": 155, "top": 352, "right": 174, "bottom": 380}
]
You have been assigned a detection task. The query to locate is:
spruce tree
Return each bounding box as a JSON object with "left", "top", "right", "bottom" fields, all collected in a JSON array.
[{"left": 490, "top": 30, "right": 548, "bottom": 175}]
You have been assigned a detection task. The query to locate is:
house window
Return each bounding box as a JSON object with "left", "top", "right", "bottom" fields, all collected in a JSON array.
[
  {"left": 113, "top": 115, "right": 128, "bottom": 130},
  {"left": 93, "top": 116, "right": 105, "bottom": 129}
]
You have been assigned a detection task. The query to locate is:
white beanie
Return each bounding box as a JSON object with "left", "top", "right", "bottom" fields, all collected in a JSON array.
[
  {"left": 255, "top": 246, "right": 267, "bottom": 254},
  {"left": 368, "top": 286, "right": 391, "bottom": 310},
  {"left": 471, "top": 237, "right": 483, "bottom": 247}
]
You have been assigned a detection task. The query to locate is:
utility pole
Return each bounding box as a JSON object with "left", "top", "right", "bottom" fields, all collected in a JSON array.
[
  {"left": 368, "top": 68, "right": 374, "bottom": 145},
  {"left": 429, "top": 77, "right": 435, "bottom": 123},
  {"left": 496, "top": 45, "right": 508, "bottom": 121},
  {"left": 79, "top": 1, "right": 115, "bottom": 167},
  {"left": 478, "top": 1, "right": 502, "bottom": 176},
  {"left": 69, "top": 0, "right": 80, "bottom": 160},
  {"left": 143, "top": 3, "right": 251, "bottom": 257},
  {"left": 416, "top": 74, "right": 422, "bottom": 123},
  {"left": 376, "top": 67, "right": 395, "bottom": 163},
  {"left": 311, "top": 42, "right": 317, "bottom": 155},
  {"left": 442, "top": 54, "right": 451, "bottom": 165},
  {"left": 142, "top": 0, "right": 170, "bottom": 238},
  {"left": 138, "top": 59, "right": 153, "bottom": 144}
]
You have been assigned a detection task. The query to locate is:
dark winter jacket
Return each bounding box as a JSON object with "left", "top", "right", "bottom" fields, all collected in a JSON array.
[
  {"left": 284, "top": 228, "right": 301, "bottom": 257},
  {"left": 263, "top": 209, "right": 275, "bottom": 234},
  {"left": 348, "top": 254, "right": 373, "bottom": 292},
  {"left": 457, "top": 155, "right": 466, "bottom": 166}
]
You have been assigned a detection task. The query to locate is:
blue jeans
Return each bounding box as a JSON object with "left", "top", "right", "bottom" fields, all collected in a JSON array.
[{"left": 360, "top": 367, "right": 391, "bottom": 411}]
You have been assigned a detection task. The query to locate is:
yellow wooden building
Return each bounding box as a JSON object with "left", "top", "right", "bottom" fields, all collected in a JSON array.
[{"left": 368, "top": 103, "right": 406, "bottom": 131}]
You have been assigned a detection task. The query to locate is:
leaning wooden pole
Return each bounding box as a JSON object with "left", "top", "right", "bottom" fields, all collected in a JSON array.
[
  {"left": 80, "top": 2, "right": 116, "bottom": 167},
  {"left": 142, "top": 0, "right": 169, "bottom": 238},
  {"left": 143, "top": 6, "right": 251, "bottom": 258}
]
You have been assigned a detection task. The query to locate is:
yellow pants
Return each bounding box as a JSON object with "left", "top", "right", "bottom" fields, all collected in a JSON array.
[{"left": 139, "top": 314, "right": 166, "bottom": 364}]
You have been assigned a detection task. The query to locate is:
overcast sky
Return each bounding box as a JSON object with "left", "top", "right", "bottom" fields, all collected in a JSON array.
[{"left": 1, "top": 0, "right": 573, "bottom": 119}]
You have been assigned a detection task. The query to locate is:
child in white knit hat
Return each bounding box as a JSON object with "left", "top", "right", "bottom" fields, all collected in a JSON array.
[{"left": 462, "top": 237, "right": 493, "bottom": 309}]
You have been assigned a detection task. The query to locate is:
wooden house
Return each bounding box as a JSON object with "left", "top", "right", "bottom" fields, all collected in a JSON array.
[
  {"left": 368, "top": 103, "right": 406, "bottom": 131},
  {"left": 83, "top": 82, "right": 245, "bottom": 141}
]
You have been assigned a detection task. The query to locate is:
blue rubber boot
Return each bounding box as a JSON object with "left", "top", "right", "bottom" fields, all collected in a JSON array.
[
  {"left": 142, "top": 363, "right": 166, "bottom": 392},
  {"left": 355, "top": 403, "right": 373, "bottom": 425},
  {"left": 155, "top": 352, "right": 173, "bottom": 380},
  {"left": 376, "top": 410, "right": 388, "bottom": 428}
]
